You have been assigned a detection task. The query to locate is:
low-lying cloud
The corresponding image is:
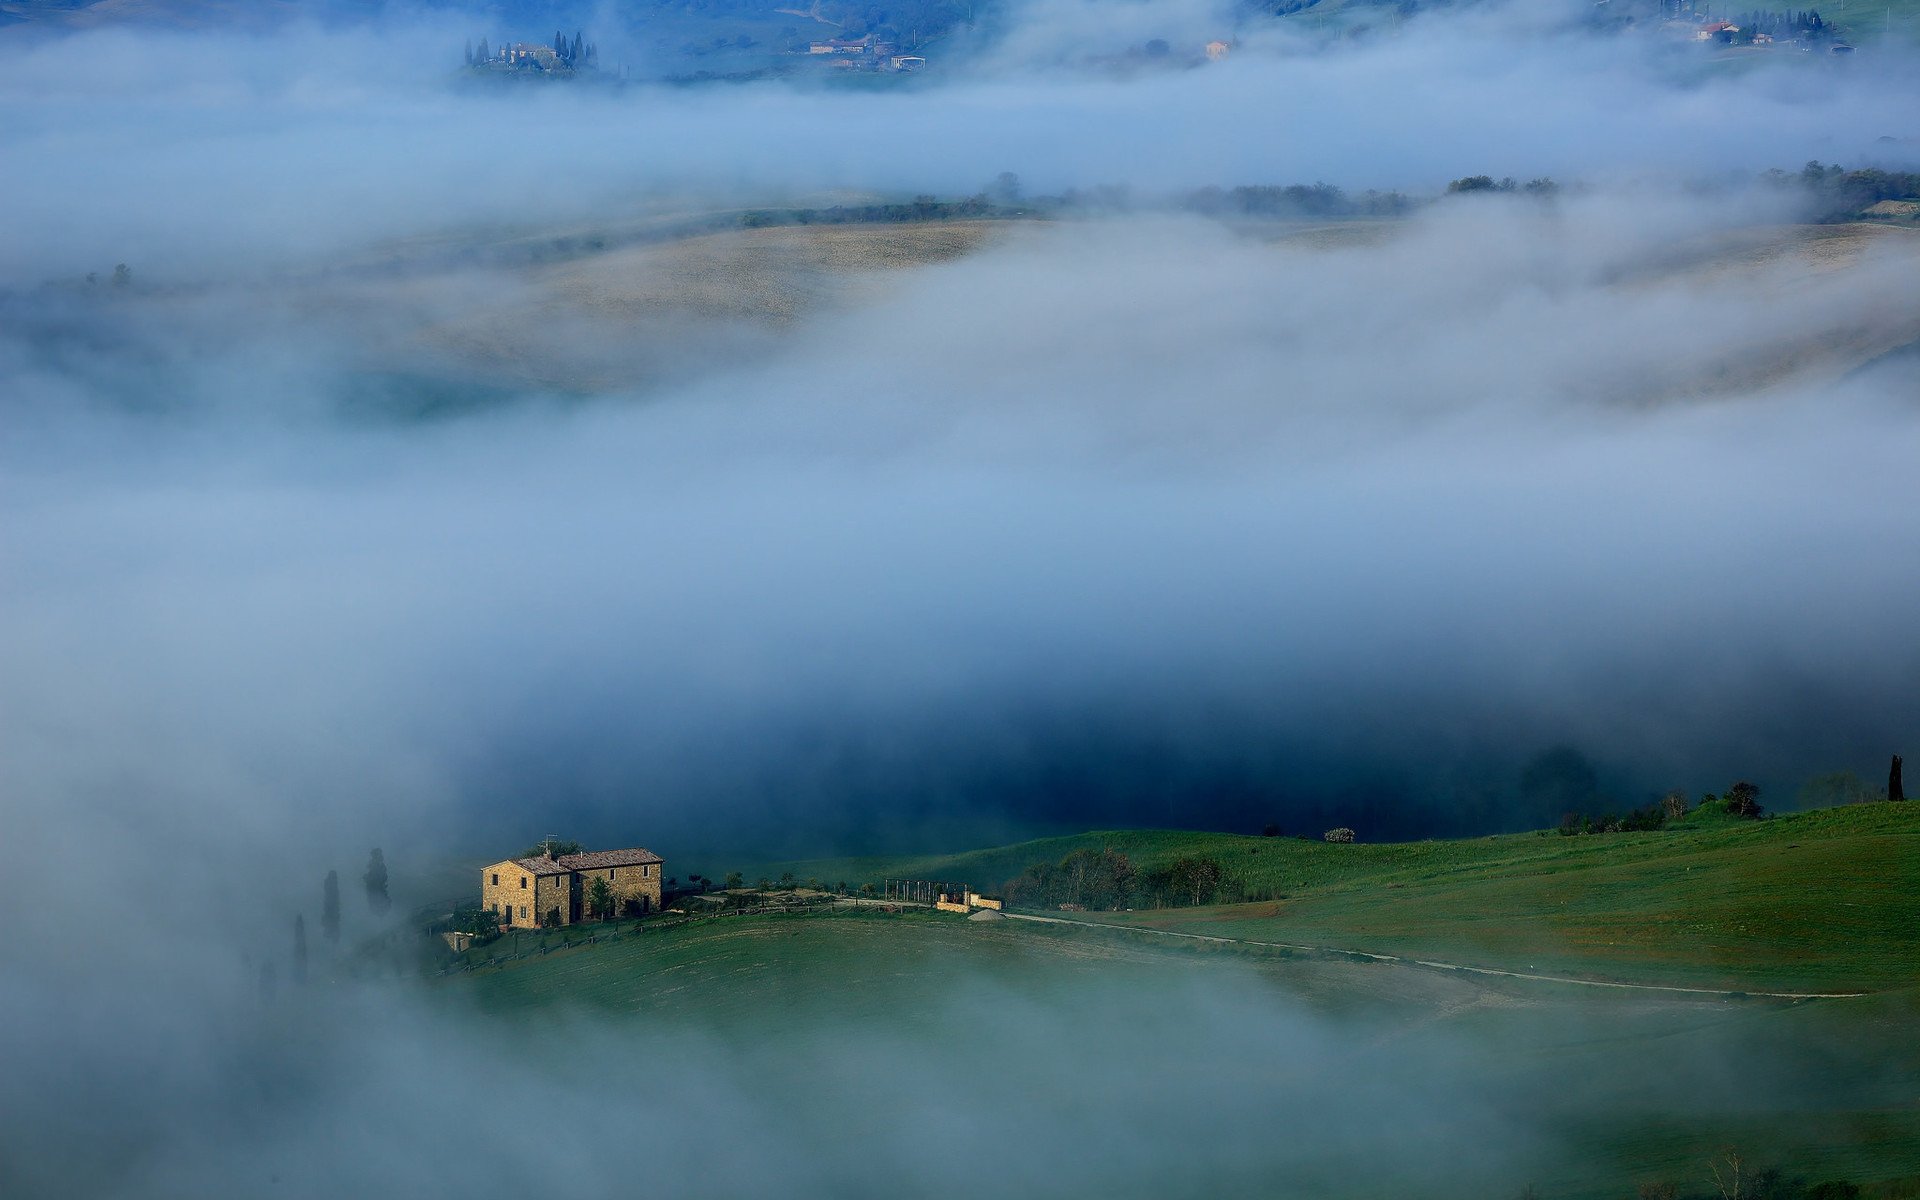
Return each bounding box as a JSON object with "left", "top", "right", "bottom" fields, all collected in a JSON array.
[{"left": 2, "top": 6, "right": 1918, "bottom": 1192}]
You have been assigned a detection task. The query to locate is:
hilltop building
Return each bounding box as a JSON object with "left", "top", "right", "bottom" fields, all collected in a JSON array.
[
  {"left": 465, "top": 30, "right": 598, "bottom": 74},
  {"left": 482, "top": 846, "right": 664, "bottom": 929}
]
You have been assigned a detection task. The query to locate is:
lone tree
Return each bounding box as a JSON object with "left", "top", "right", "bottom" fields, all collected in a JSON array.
[
  {"left": 321, "top": 870, "right": 341, "bottom": 944},
  {"left": 587, "top": 877, "right": 615, "bottom": 921},
  {"left": 1891, "top": 754, "right": 1905, "bottom": 803},
  {"left": 1724, "top": 781, "right": 1764, "bottom": 819},
  {"left": 363, "top": 848, "right": 390, "bottom": 914},
  {"left": 292, "top": 915, "right": 309, "bottom": 984}
]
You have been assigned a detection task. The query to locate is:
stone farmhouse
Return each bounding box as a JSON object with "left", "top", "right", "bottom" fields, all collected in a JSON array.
[{"left": 481, "top": 846, "right": 664, "bottom": 929}]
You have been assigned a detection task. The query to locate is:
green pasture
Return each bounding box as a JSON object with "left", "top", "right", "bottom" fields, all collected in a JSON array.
[
  {"left": 436, "top": 903, "right": 1920, "bottom": 1199},
  {"left": 732, "top": 802, "right": 1920, "bottom": 992}
]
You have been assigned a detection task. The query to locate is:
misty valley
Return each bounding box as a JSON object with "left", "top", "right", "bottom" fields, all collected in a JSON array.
[{"left": 2, "top": 2, "right": 1919, "bottom": 1199}]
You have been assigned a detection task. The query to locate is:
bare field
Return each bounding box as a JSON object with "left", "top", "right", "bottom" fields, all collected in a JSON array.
[
  {"left": 536, "top": 219, "right": 1006, "bottom": 324},
  {"left": 296, "top": 213, "right": 1920, "bottom": 402},
  {"left": 388, "top": 219, "right": 1010, "bottom": 393}
]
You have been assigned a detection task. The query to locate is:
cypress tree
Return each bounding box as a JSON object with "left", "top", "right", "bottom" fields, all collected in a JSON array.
[
  {"left": 363, "top": 848, "right": 391, "bottom": 914},
  {"left": 322, "top": 870, "right": 341, "bottom": 944},
  {"left": 1892, "top": 754, "right": 1906, "bottom": 802}
]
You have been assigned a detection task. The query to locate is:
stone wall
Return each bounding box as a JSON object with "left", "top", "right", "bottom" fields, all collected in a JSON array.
[
  {"left": 611, "top": 862, "right": 663, "bottom": 914},
  {"left": 482, "top": 861, "right": 539, "bottom": 929},
  {"left": 534, "top": 873, "right": 571, "bottom": 927},
  {"left": 483, "top": 856, "right": 666, "bottom": 928}
]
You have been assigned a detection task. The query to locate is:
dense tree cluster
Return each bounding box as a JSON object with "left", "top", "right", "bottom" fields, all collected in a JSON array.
[
  {"left": 1446, "top": 175, "right": 1559, "bottom": 196},
  {"left": 1003, "top": 848, "right": 1137, "bottom": 910},
  {"left": 1781, "top": 161, "right": 1920, "bottom": 221},
  {"left": 1002, "top": 848, "right": 1240, "bottom": 910},
  {"left": 740, "top": 195, "right": 1001, "bottom": 227},
  {"left": 1558, "top": 802, "right": 1671, "bottom": 836},
  {"left": 1184, "top": 182, "right": 1414, "bottom": 217}
]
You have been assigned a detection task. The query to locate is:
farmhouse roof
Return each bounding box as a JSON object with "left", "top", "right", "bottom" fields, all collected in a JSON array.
[
  {"left": 557, "top": 848, "right": 665, "bottom": 870},
  {"left": 503, "top": 847, "right": 664, "bottom": 874}
]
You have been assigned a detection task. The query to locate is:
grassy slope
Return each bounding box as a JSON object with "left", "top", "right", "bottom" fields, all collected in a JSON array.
[
  {"left": 735, "top": 802, "right": 1920, "bottom": 991},
  {"left": 441, "top": 907, "right": 1920, "bottom": 1199}
]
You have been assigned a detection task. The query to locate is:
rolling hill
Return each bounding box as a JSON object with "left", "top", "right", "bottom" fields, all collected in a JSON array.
[{"left": 722, "top": 801, "right": 1920, "bottom": 992}]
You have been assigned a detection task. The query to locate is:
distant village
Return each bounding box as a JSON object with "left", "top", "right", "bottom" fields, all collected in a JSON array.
[
  {"left": 799, "top": 33, "right": 926, "bottom": 73},
  {"left": 1654, "top": 2, "right": 1854, "bottom": 51},
  {"left": 464, "top": 30, "right": 598, "bottom": 75}
]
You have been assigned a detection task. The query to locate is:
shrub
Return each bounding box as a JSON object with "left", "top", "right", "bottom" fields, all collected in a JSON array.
[
  {"left": 587, "top": 877, "right": 615, "bottom": 921},
  {"left": 1323, "top": 828, "right": 1356, "bottom": 843},
  {"left": 1725, "top": 780, "right": 1765, "bottom": 819},
  {"left": 451, "top": 904, "right": 502, "bottom": 942}
]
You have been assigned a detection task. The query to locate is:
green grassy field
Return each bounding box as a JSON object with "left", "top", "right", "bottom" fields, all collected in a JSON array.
[
  {"left": 423, "top": 805, "right": 1919, "bottom": 1195},
  {"left": 1824, "top": 0, "right": 1920, "bottom": 42},
  {"left": 728, "top": 802, "right": 1920, "bottom": 992},
  {"left": 438, "top": 904, "right": 1920, "bottom": 1199}
]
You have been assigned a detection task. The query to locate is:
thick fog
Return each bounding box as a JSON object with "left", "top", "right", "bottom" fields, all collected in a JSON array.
[
  {"left": 3, "top": 3, "right": 1919, "bottom": 1195},
  {"left": 4, "top": 6, "right": 1920, "bottom": 278}
]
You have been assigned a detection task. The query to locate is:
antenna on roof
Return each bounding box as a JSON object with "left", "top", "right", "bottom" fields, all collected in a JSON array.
[{"left": 539, "top": 833, "right": 560, "bottom": 858}]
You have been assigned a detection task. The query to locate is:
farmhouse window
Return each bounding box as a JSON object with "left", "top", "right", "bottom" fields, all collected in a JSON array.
[
  {"left": 520, "top": 877, "right": 527, "bottom": 889},
  {"left": 491, "top": 873, "right": 499, "bottom": 886},
  {"left": 519, "top": 905, "right": 527, "bottom": 920},
  {"left": 643, "top": 865, "right": 650, "bottom": 878}
]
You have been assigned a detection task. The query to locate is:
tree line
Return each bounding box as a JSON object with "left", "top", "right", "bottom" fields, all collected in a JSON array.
[
  {"left": 1002, "top": 847, "right": 1240, "bottom": 911},
  {"left": 1779, "top": 161, "right": 1920, "bottom": 221},
  {"left": 1556, "top": 781, "right": 1762, "bottom": 835},
  {"left": 264, "top": 849, "right": 389, "bottom": 999},
  {"left": 1183, "top": 182, "right": 1418, "bottom": 218}
]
